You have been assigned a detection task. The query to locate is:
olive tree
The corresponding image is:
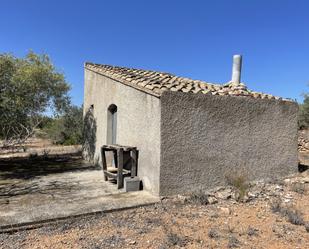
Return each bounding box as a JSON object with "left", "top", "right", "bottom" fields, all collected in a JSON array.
[
  {"left": 0, "top": 51, "right": 70, "bottom": 148},
  {"left": 299, "top": 94, "right": 309, "bottom": 129}
]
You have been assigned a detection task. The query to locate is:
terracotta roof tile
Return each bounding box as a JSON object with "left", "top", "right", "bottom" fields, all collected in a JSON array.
[{"left": 85, "top": 62, "right": 291, "bottom": 101}]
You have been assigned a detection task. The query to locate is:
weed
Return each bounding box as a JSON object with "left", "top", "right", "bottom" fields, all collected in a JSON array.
[
  {"left": 144, "top": 217, "right": 162, "bottom": 227},
  {"left": 187, "top": 190, "right": 209, "bottom": 205},
  {"left": 227, "top": 225, "right": 235, "bottom": 234},
  {"left": 225, "top": 172, "right": 249, "bottom": 202},
  {"left": 305, "top": 223, "right": 309, "bottom": 233},
  {"left": 166, "top": 232, "right": 189, "bottom": 247},
  {"left": 208, "top": 228, "right": 220, "bottom": 239},
  {"left": 271, "top": 199, "right": 305, "bottom": 226},
  {"left": 291, "top": 182, "right": 306, "bottom": 194},
  {"left": 227, "top": 235, "right": 240, "bottom": 248},
  {"left": 270, "top": 198, "right": 282, "bottom": 213},
  {"left": 247, "top": 226, "right": 259, "bottom": 236},
  {"left": 29, "top": 152, "right": 38, "bottom": 159},
  {"left": 286, "top": 209, "right": 305, "bottom": 225},
  {"left": 42, "top": 149, "right": 50, "bottom": 159}
]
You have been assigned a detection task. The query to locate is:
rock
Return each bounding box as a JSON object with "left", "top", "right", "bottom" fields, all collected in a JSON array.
[
  {"left": 302, "top": 177, "right": 309, "bottom": 183},
  {"left": 125, "top": 239, "right": 136, "bottom": 245},
  {"left": 215, "top": 188, "right": 232, "bottom": 200},
  {"left": 248, "top": 191, "right": 259, "bottom": 199},
  {"left": 177, "top": 195, "right": 187, "bottom": 204},
  {"left": 283, "top": 194, "right": 293, "bottom": 203},
  {"left": 218, "top": 207, "right": 231, "bottom": 216},
  {"left": 207, "top": 196, "right": 218, "bottom": 204},
  {"left": 283, "top": 179, "right": 291, "bottom": 185},
  {"left": 275, "top": 185, "right": 284, "bottom": 191}
]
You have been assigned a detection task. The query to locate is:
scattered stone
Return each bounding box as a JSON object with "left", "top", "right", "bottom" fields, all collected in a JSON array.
[{"left": 298, "top": 130, "right": 309, "bottom": 152}]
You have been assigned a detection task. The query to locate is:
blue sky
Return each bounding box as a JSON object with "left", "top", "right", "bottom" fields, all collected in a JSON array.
[{"left": 1, "top": 0, "right": 309, "bottom": 105}]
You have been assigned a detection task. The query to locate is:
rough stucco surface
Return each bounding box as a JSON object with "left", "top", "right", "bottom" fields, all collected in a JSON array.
[
  {"left": 84, "top": 69, "right": 161, "bottom": 195},
  {"left": 160, "top": 91, "right": 298, "bottom": 196}
]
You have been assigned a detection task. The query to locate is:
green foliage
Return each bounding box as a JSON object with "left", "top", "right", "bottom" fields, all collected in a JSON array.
[
  {"left": 299, "top": 94, "right": 309, "bottom": 129},
  {"left": 0, "top": 51, "right": 70, "bottom": 145},
  {"left": 44, "top": 105, "right": 83, "bottom": 145}
]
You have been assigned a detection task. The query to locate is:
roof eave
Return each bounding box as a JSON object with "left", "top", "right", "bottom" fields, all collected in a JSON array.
[{"left": 84, "top": 65, "right": 161, "bottom": 98}]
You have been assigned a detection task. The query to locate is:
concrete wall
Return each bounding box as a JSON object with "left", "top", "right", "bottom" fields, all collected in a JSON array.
[
  {"left": 84, "top": 68, "right": 161, "bottom": 195},
  {"left": 160, "top": 91, "right": 298, "bottom": 196}
]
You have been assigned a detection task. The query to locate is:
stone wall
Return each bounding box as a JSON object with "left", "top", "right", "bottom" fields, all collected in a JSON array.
[{"left": 160, "top": 91, "right": 299, "bottom": 196}]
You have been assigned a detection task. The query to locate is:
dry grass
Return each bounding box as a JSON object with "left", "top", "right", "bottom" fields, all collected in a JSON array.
[
  {"left": 291, "top": 182, "right": 307, "bottom": 194},
  {"left": 271, "top": 199, "right": 305, "bottom": 226},
  {"left": 186, "top": 190, "right": 210, "bottom": 205},
  {"left": 225, "top": 171, "right": 249, "bottom": 202}
]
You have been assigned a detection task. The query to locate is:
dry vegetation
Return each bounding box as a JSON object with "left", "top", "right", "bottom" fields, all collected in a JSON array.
[{"left": 0, "top": 137, "right": 81, "bottom": 159}]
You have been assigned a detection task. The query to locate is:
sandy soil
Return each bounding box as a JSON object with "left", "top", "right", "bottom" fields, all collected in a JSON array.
[{"left": 0, "top": 171, "right": 308, "bottom": 249}]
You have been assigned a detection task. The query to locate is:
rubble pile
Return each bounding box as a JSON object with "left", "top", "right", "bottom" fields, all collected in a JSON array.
[
  {"left": 298, "top": 130, "right": 309, "bottom": 152},
  {"left": 181, "top": 170, "right": 309, "bottom": 205}
]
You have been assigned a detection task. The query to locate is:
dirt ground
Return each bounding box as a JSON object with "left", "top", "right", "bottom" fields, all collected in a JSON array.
[
  {"left": 0, "top": 137, "right": 308, "bottom": 248},
  {"left": 0, "top": 171, "right": 308, "bottom": 249},
  {"left": 0, "top": 137, "right": 81, "bottom": 159}
]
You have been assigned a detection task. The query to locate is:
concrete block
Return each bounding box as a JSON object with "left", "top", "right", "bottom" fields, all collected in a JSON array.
[{"left": 124, "top": 177, "right": 141, "bottom": 192}]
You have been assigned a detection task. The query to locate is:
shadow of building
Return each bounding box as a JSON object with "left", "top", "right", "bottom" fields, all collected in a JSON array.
[{"left": 83, "top": 106, "right": 97, "bottom": 164}]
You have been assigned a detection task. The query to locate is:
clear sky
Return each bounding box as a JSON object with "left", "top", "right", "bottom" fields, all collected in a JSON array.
[{"left": 1, "top": 0, "right": 308, "bottom": 105}]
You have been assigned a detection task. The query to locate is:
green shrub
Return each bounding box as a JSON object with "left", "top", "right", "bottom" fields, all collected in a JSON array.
[
  {"left": 225, "top": 171, "right": 249, "bottom": 202},
  {"left": 43, "top": 105, "right": 83, "bottom": 145}
]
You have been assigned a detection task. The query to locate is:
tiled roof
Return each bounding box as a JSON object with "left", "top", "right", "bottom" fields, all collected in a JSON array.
[{"left": 85, "top": 62, "right": 287, "bottom": 101}]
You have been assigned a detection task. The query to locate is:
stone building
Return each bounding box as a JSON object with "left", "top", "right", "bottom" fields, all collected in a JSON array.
[{"left": 83, "top": 56, "right": 298, "bottom": 196}]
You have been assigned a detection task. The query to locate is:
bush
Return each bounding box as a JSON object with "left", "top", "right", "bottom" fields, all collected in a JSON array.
[
  {"left": 290, "top": 182, "right": 306, "bottom": 194},
  {"left": 228, "top": 235, "right": 240, "bottom": 248},
  {"left": 271, "top": 199, "right": 305, "bottom": 226},
  {"left": 43, "top": 105, "right": 83, "bottom": 145},
  {"left": 225, "top": 171, "right": 249, "bottom": 202},
  {"left": 186, "top": 190, "right": 210, "bottom": 205},
  {"left": 247, "top": 226, "right": 259, "bottom": 236},
  {"left": 299, "top": 96, "right": 309, "bottom": 129},
  {"left": 166, "top": 232, "right": 189, "bottom": 247},
  {"left": 208, "top": 228, "right": 220, "bottom": 239},
  {"left": 286, "top": 209, "right": 305, "bottom": 225}
]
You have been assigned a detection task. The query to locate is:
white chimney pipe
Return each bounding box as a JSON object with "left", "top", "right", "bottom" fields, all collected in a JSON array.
[{"left": 231, "top": 55, "right": 242, "bottom": 84}]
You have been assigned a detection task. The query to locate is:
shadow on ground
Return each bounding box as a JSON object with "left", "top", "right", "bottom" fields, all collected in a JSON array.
[
  {"left": 0, "top": 156, "right": 158, "bottom": 228},
  {"left": 0, "top": 156, "right": 99, "bottom": 180}
]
